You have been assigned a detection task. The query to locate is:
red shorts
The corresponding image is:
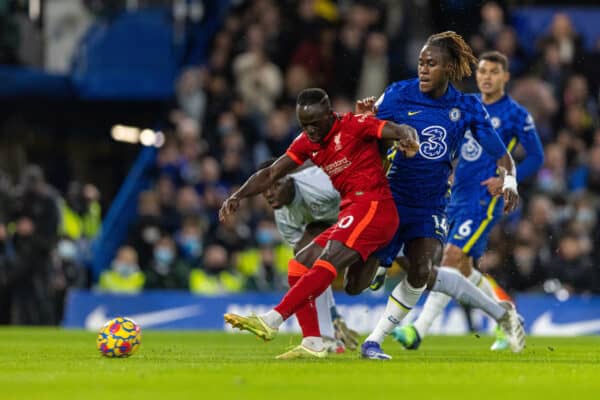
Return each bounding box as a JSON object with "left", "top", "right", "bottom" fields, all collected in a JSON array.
[{"left": 313, "top": 198, "right": 399, "bottom": 261}]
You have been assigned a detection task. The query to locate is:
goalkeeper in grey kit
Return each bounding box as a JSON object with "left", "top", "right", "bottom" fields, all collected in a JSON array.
[{"left": 259, "top": 158, "right": 359, "bottom": 352}]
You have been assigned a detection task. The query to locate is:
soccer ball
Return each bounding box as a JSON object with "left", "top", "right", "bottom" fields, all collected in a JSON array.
[{"left": 97, "top": 317, "right": 142, "bottom": 358}]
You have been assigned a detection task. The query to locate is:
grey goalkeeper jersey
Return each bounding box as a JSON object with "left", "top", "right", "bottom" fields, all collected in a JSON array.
[{"left": 274, "top": 166, "right": 340, "bottom": 246}]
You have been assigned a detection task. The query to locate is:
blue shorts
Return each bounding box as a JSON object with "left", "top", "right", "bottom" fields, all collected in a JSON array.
[
  {"left": 375, "top": 204, "right": 448, "bottom": 267},
  {"left": 447, "top": 197, "right": 502, "bottom": 260}
]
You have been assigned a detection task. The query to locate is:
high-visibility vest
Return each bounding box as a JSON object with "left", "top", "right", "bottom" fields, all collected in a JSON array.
[
  {"left": 189, "top": 269, "right": 245, "bottom": 295},
  {"left": 60, "top": 200, "right": 101, "bottom": 240},
  {"left": 236, "top": 244, "right": 293, "bottom": 277},
  {"left": 98, "top": 270, "right": 145, "bottom": 294}
]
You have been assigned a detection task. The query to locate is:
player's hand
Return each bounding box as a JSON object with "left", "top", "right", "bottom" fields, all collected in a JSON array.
[
  {"left": 503, "top": 186, "right": 519, "bottom": 213},
  {"left": 219, "top": 195, "right": 240, "bottom": 222},
  {"left": 397, "top": 125, "right": 420, "bottom": 158},
  {"left": 355, "top": 96, "right": 377, "bottom": 115},
  {"left": 497, "top": 168, "right": 519, "bottom": 213},
  {"left": 481, "top": 176, "right": 503, "bottom": 196}
]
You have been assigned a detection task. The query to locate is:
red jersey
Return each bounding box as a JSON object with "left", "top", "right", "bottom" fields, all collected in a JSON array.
[{"left": 286, "top": 112, "right": 392, "bottom": 203}]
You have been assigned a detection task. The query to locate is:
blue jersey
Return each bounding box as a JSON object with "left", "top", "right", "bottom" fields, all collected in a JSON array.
[
  {"left": 376, "top": 79, "right": 507, "bottom": 210},
  {"left": 451, "top": 94, "right": 544, "bottom": 215}
]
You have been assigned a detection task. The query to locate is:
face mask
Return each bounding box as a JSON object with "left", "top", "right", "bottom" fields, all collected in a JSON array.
[
  {"left": 58, "top": 239, "right": 78, "bottom": 261},
  {"left": 154, "top": 247, "right": 175, "bottom": 265},
  {"left": 180, "top": 236, "right": 202, "bottom": 257},
  {"left": 256, "top": 229, "right": 276, "bottom": 246},
  {"left": 113, "top": 262, "right": 138, "bottom": 277}
]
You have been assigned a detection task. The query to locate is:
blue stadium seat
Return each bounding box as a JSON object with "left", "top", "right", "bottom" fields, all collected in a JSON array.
[{"left": 71, "top": 9, "right": 177, "bottom": 100}]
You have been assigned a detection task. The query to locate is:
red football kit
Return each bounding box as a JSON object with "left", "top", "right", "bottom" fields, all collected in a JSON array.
[{"left": 286, "top": 112, "right": 399, "bottom": 260}]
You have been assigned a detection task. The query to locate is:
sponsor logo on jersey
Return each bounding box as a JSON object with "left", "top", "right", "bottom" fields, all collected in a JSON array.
[
  {"left": 323, "top": 157, "right": 352, "bottom": 176},
  {"left": 461, "top": 130, "right": 483, "bottom": 161},
  {"left": 408, "top": 110, "right": 422, "bottom": 116},
  {"left": 419, "top": 125, "right": 448, "bottom": 159}
]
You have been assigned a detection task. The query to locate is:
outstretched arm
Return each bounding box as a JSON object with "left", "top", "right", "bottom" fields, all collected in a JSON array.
[{"left": 219, "top": 155, "right": 298, "bottom": 221}]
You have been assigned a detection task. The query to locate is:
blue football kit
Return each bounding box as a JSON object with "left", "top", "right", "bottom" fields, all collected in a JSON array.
[
  {"left": 447, "top": 94, "right": 544, "bottom": 259},
  {"left": 374, "top": 79, "right": 508, "bottom": 266}
]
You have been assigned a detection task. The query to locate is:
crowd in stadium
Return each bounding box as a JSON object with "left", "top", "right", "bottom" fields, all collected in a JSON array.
[{"left": 1, "top": 0, "right": 600, "bottom": 325}]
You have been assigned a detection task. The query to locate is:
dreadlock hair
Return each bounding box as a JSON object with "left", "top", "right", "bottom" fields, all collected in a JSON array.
[
  {"left": 426, "top": 31, "right": 478, "bottom": 82},
  {"left": 479, "top": 50, "right": 509, "bottom": 71},
  {"left": 297, "top": 88, "right": 331, "bottom": 108}
]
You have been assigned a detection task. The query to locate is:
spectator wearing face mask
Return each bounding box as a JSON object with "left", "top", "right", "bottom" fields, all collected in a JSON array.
[
  {"left": 145, "top": 235, "right": 190, "bottom": 290},
  {"left": 175, "top": 216, "right": 204, "bottom": 267},
  {"left": 237, "top": 219, "right": 291, "bottom": 292},
  {"left": 189, "top": 244, "right": 245, "bottom": 295},
  {"left": 98, "top": 246, "right": 145, "bottom": 294}
]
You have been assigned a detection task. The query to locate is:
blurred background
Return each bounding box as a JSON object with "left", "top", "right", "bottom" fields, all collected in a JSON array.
[{"left": 0, "top": 0, "right": 599, "bottom": 330}]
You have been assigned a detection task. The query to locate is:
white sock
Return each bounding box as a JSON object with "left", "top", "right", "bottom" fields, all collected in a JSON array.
[
  {"left": 414, "top": 268, "right": 496, "bottom": 338},
  {"left": 301, "top": 336, "right": 325, "bottom": 351},
  {"left": 261, "top": 310, "right": 283, "bottom": 328},
  {"left": 315, "top": 286, "right": 335, "bottom": 338},
  {"left": 432, "top": 267, "right": 505, "bottom": 320},
  {"left": 469, "top": 269, "right": 496, "bottom": 300},
  {"left": 413, "top": 291, "right": 451, "bottom": 339},
  {"left": 365, "top": 278, "right": 426, "bottom": 344}
]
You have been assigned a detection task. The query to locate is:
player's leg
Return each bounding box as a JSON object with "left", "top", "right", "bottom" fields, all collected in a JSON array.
[
  {"left": 295, "top": 222, "right": 349, "bottom": 352},
  {"left": 424, "top": 263, "right": 524, "bottom": 352},
  {"left": 409, "top": 208, "right": 516, "bottom": 350},
  {"left": 398, "top": 208, "right": 502, "bottom": 347},
  {"left": 225, "top": 239, "right": 324, "bottom": 342},
  {"left": 344, "top": 255, "right": 379, "bottom": 295},
  {"left": 226, "top": 238, "right": 357, "bottom": 357},
  {"left": 275, "top": 240, "right": 363, "bottom": 359},
  {"left": 362, "top": 237, "right": 438, "bottom": 359},
  {"left": 227, "top": 199, "right": 398, "bottom": 357},
  {"left": 408, "top": 244, "right": 471, "bottom": 343}
]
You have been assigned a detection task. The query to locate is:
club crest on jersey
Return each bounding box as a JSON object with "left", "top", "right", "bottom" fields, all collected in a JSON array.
[
  {"left": 461, "top": 130, "right": 482, "bottom": 161},
  {"left": 334, "top": 132, "right": 342, "bottom": 151},
  {"left": 449, "top": 108, "right": 461, "bottom": 122},
  {"left": 491, "top": 117, "right": 501, "bottom": 129}
]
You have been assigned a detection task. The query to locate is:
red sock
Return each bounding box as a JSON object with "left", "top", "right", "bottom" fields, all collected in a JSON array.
[
  {"left": 288, "top": 274, "right": 320, "bottom": 337},
  {"left": 287, "top": 260, "right": 320, "bottom": 337},
  {"left": 275, "top": 260, "right": 337, "bottom": 321}
]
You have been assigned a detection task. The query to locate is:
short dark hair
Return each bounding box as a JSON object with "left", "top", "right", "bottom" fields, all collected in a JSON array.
[
  {"left": 257, "top": 157, "right": 277, "bottom": 170},
  {"left": 479, "top": 51, "right": 509, "bottom": 71},
  {"left": 297, "top": 88, "right": 331, "bottom": 108}
]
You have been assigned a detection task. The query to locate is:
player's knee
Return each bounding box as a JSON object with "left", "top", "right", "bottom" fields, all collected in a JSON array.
[
  {"left": 408, "top": 263, "right": 431, "bottom": 287},
  {"left": 343, "top": 277, "right": 366, "bottom": 295},
  {"left": 344, "top": 283, "right": 363, "bottom": 295}
]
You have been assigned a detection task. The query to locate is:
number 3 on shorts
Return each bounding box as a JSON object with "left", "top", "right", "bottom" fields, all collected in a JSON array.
[{"left": 338, "top": 215, "right": 355, "bottom": 229}]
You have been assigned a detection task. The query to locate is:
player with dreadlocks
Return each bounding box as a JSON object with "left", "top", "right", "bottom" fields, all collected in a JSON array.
[{"left": 357, "top": 31, "right": 526, "bottom": 359}]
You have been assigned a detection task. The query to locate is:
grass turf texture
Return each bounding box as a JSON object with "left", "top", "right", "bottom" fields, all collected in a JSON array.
[{"left": 1, "top": 328, "right": 598, "bottom": 400}]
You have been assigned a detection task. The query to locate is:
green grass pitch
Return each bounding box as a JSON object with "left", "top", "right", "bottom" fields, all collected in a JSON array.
[{"left": 1, "top": 328, "right": 599, "bottom": 400}]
